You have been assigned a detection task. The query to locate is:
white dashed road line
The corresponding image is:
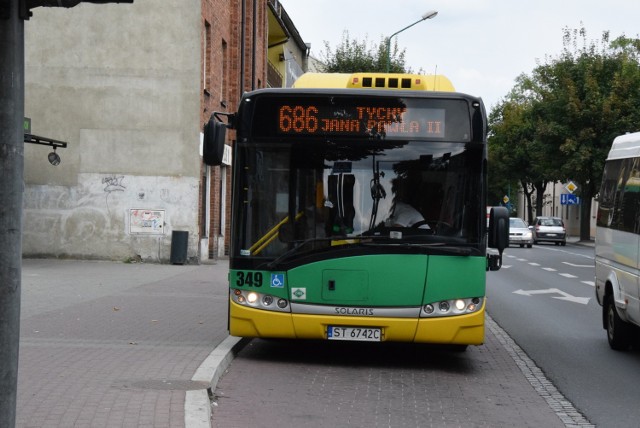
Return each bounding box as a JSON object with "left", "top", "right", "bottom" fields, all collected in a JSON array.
[
  {"left": 559, "top": 273, "right": 578, "bottom": 278},
  {"left": 505, "top": 249, "right": 594, "bottom": 290}
]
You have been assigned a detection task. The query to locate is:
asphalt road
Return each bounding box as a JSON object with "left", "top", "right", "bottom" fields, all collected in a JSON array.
[{"left": 488, "top": 242, "right": 640, "bottom": 428}]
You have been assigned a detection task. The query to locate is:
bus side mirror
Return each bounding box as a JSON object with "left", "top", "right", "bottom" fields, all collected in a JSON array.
[
  {"left": 488, "top": 206, "right": 509, "bottom": 250},
  {"left": 203, "top": 118, "right": 226, "bottom": 166},
  {"left": 487, "top": 206, "right": 509, "bottom": 271}
]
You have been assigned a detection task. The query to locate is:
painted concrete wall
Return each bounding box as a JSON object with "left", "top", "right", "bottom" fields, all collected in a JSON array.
[{"left": 23, "top": 1, "right": 202, "bottom": 262}]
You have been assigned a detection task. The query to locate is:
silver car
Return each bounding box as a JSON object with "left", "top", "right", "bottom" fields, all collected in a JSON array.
[
  {"left": 533, "top": 216, "right": 567, "bottom": 246},
  {"left": 509, "top": 217, "right": 533, "bottom": 248}
]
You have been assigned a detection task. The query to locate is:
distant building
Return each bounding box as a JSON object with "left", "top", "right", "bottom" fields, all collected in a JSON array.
[
  {"left": 23, "top": 1, "right": 307, "bottom": 262},
  {"left": 267, "top": 0, "right": 309, "bottom": 87},
  {"left": 514, "top": 182, "right": 596, "bottom": 238}
]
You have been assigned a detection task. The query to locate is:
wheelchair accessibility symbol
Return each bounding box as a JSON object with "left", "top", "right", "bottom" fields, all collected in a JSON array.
[{"left": 271, "top": 274, "right": 285, "bottom": 288}]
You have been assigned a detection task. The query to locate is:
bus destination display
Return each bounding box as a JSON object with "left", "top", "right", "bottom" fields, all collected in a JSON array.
[{"left": 276, "top": 103, "right": 445, "bottom": 139}]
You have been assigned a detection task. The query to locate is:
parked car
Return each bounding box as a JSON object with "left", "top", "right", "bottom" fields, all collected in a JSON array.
[
  {"left": 508, "top": 217, "right": 533, "bottom": 248},
  {"left": 532, "top": 216, "right": 566, "bottom": 246}
]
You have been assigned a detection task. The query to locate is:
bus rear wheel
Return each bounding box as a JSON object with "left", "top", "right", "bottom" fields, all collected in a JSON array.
[{"left": 606, "top": 297, "right": 632, "bottom": 351}]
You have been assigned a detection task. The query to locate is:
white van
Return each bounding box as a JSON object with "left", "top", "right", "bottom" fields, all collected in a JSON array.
[{"left": 595, "top": 131, "right": 640, "bottom": 350}]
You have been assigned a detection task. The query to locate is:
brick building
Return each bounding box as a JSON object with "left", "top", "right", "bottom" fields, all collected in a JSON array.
[
  {"left": 201, "top": 0, "right": 309, "bottom": 258},
  {"left": 200, "top": 0, "right": 269, "bottom": 259}
]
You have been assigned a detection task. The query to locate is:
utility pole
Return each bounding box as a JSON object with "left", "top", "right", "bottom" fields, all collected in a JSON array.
[
  {"left": 0, "top": 2, "right": 25, "bottom": 427},
  {"left": 0, "top": 1, "right": 132, "bottom": 425}
]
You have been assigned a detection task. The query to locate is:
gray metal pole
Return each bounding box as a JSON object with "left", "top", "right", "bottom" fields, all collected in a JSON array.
[{"left": 0, "top": 0, "right": 24, "bottom": 426}]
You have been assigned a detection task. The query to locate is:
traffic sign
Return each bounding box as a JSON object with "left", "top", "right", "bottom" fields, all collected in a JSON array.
[
  {"left": 565, "top": 181, "right": 578, "bottom": 194},
  {"left": 503, "top": 195, "right": 509, "bottom": 204},
  {"left": 560, "top": 193, "right": 580, "bottom": 205}
]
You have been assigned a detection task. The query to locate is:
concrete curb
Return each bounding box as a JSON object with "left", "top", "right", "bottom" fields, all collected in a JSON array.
[
  {"left": 486, "top": 314, "right": 593, "bottom": 427},
  {"left": 184, "top": 336, "right": 250, "bottom": 428}
]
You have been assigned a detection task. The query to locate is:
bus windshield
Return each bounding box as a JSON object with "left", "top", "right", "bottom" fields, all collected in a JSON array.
[{"left": 232, "top": 138, "right": 484, "bottom": 261}]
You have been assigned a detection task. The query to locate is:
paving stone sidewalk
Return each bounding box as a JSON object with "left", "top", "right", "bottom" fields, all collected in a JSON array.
[{"left": 16, "top": 258, "right": 230, "bottom": 428}]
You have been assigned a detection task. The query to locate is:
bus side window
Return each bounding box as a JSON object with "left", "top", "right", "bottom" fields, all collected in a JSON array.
[
  {"left": 616, "top": 158, "right": 639, "bottom": 233},
  {"left": 600, "top": 157, "right": 640, "bottom": 234},
  {"left": 598, "top": 159, "right": 622, "bottom": 228},
  {"left": 630, "top": 158, "right": 640, "bottom": 235}
]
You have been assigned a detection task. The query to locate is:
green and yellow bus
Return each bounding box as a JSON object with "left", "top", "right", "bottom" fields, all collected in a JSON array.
[{"left": 205, "top": 72, "right": 508, "bottom": 349}]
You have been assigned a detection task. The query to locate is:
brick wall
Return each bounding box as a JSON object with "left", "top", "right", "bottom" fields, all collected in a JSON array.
[{"left": 200, "top": 0, "right": 268, "bottom": 258}]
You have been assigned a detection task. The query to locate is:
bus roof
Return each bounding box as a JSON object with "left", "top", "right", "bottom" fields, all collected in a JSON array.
[
  {"left": 607, "top": 131, "right": 640, "bottom": 161},
  {"left": 293, "top": 72, "right": 455, "bottom": 92}
]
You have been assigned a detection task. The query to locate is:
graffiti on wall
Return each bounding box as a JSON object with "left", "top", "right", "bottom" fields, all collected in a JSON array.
[
  {"left": 102, "top": 175, "right": 126, "bottom": 213},
  {"left": 102, "top": 175, "right": 126, "bottom": 193}
]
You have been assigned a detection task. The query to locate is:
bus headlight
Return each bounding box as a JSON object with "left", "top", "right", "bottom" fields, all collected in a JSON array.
[
  {"left": 421, "top": 297, "right": 483, "bottom": 318},
  {"left": 231, "top": 288, "right": 290, "bottom": 313}
]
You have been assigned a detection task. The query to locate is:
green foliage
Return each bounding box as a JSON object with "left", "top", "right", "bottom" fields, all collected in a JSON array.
[
  {"left": 319, "top": 31, "right": 411, "bottom": 73},
  {"left": 489, "top": 26, "right": 640, "bottom": 236}
]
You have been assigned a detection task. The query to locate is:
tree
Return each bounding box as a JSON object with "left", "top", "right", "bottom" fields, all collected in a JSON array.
[
  {"left": 320, "top": 31, "right": 411, "bottom": 73},
  {"left": 490, "top": 27, "right": 640, "bottom": 239},
  {"left": 488, "top": 83, "right": 564, "bottom": 222}
]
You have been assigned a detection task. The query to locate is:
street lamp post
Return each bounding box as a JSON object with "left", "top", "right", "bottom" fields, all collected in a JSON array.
[{"left": 385, "top": 10, "right": 438, "bottom": 73}]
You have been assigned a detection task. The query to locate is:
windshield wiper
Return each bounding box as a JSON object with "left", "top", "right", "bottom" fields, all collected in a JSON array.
[
  {"left": 263, "top": 236, "right": 349, "bottom": 269},
  {"left": 360, "top": 241, "right": 474, "bottom": 256},
  {"left": 263, "top": 235, "right": 398, "bottom": 269}
]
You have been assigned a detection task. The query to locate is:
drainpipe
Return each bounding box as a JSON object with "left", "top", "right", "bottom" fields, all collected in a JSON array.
[
  {"left": 240, "top": 0, "right": 245, "bottom": 94},
  {"left": 251, "top": 0, "right": 256, "bottom": 90}
]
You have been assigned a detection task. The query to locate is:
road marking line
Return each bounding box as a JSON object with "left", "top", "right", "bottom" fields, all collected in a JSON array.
[
  {"left": 528, "top": 262, "right": 540, "bottom": 266},
  {"left": 516, "top": 258, "right": 527, "bottom": 262},
  {"left": 559, "top": 273, "right": 578, "bottom": 278},
  {"left": 582, "top": 281, "right": 595, "bottom": 287},
  {"left": 562, "top": 262, "right": 593, "bottom": 268},
  {"left": 513, "top": 288, "right": 590, "bottom": 304},
  {"left": 542, "top": 267, "right": 557, "bottom": 271}
]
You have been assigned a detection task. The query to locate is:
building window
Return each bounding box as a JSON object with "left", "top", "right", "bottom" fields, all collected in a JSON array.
[
  {"left": 221, "top": 39, "right": 228, "bottom": 106},
  {"left": 203, "top": 21, "right": 211, "bottom": 93}
]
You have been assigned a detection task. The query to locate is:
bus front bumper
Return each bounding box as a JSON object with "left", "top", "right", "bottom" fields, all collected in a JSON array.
[{"left": 229, "top": 299, "right": 485, "bottom": 345}]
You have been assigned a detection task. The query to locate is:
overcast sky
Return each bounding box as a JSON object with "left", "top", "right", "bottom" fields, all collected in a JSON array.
[{"left": 278, "top": 0, "right": 640, "bottom": 111}]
